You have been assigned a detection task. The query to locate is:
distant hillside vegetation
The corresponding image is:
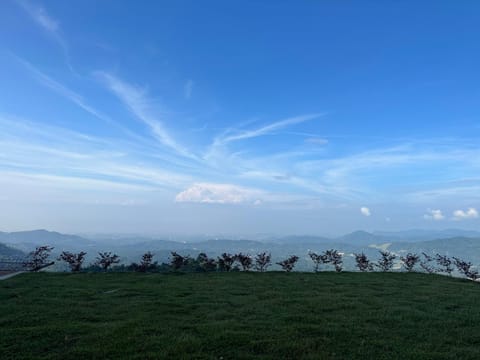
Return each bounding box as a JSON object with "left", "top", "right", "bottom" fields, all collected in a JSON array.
[{"left": 0, "top": 242, "right": 25, "bottom": 258}]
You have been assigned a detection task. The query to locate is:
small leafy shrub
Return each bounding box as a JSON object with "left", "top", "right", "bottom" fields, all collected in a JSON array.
[
  {"left": 58, "top": 251, "right": 87, "bottom": 272},
  {"left": 276, "top": 255, "right": 299, "bottom": 272}
]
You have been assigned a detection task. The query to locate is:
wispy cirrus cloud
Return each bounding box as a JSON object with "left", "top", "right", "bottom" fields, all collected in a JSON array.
[
  {"left": 14, "top": 56, "right": 106, "bottom": 121},
  {"left": 11, "top": 55, "right": 145, "bottom": 141},
  {"left": 96, "top": 72, "right": 196, "bottom": 159},
  {"left": 184, "top": 79, "right": 194, "bottom": 100},
  {"left": 213, "top": 113, "right": 325, "bottom": 146},
  {"left": 305, "top": 137, "right": 329, "bottom": 145},
  {"left": 204, "top": 113, "right": 327, "bottom": 173},
  {"left": 0, "top": 115, "right": 193, "bottom": 192},
  {"left": 15, "top": 0, "right": 76, "bottom": 74},
  {"left": 16, "top": 0, "right": 58, "bottom": 32}
]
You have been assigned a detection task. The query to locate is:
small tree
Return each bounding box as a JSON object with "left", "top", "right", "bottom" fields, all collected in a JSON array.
[
  {"left": 308, "top": 251, "right": 326, "bottom": 272},
  {"left": 24, "top": 245, "right": 54, "bottom": 271},
  {"left": 419, "top": 253, "right": 435, "bottom": 274},
  {"left": 197, "top": 253, "right": 217, "bottom": 272},
  {"left": 376, "top": 250, "right": 396, "bottom": 272},
  {"left": 235, "top": 253, "right": 253, "bottom": 271},
  {"left": 170, "top": 252, "right": 190, "bottom": 271},
  {"left": 139, "top": 252, "right": 156, "bottom": 272},
  {"left": 218, "top": 253, "right": 236, "bottom": 272},
  {"left": 453, "top": 257, "right": 479, "bottom": 280},
  {"left": 354, "top": 252, "right": 373, "bottom": 272},
  {"left": 96, "top": 252, "right": 120, "bottom": 272},
  {"left": 255, "top": 252, "right": 271, "bottom": 272},
  {"left": 276, "top": 255, "right": 299, "bottom": 272},
  {"left": 435, "top": 254, "right": 454, "bottom": 275},
  {"left": 58, "top": 251, "right": 87, "bottom": 272},
  {"left": 400, "top": 253, "right": 420, "bottom": 272},
  {"left": 322, "top": 249, "right": 343, "bottom": 272}
]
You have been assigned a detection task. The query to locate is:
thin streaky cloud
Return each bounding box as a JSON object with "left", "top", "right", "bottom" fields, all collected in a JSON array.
[
  {"left": 96, "top": 72, "right": 197, "bottom": 160},
  {"left": 12, "top": 55, "right": 145, "bottom": 142},
  {"left": 1, "top": 171, "right": 158, "bottom": 193},
  {"left": 0, "top": 134, "right": 194, "bottom": 190},
  {"left": 204, "top": 113, "right": 326, "bottom": 164},
  {"left": 16, "top": 56, "right": 106, "bottom": 120},
  {"left": 15, "top": 0, "right": 77, "bottom": 75},
  {"left": 0, "top": 115, "right": 201, "bottom": 179},
  {"left": 184, "top": 79, "right": 194, "bottom": 100},
  {"left": 16, "top": 0, "right": 58, "bottom": 32},
  {"left": 216, "top": 113, "right": 325, "bottom": 145}
]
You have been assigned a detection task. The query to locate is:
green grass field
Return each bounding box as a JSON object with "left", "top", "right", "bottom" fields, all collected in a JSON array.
[{"left": 1, "top": 272, "right": 480, "bottom": 359}]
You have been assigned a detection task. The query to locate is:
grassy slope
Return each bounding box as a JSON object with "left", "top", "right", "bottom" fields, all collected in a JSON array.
[{"left": 1, "top": 272, "right": 480, "bottom": 360}]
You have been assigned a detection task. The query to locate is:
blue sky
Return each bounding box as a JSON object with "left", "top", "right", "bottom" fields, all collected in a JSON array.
[{"left": 1, "top": 0, "right": 480, "bottom": 234}]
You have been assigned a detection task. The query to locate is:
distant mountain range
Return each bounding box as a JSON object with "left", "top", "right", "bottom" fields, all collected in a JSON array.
[{"left": 1, "top": 229, "right": 480, "bottom": 271}]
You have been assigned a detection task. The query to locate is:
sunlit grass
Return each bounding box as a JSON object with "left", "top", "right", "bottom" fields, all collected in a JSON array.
[{"left": 1, "top": 272, "right": 480, "bottom": 359}]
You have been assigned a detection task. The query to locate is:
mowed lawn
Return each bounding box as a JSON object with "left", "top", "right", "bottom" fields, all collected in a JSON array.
[{"left": 1, "top": 272, "right": 480, "bottom": 359}]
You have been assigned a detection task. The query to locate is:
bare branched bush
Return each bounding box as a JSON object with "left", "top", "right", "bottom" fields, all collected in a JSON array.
[
  {"left": 255, "top": 252, "right": 272, "bottom": 272},
  {"left": 354, "top": 252, "right": 373, "bottom": 272},
  {"left": 24, "top": 245, "right": 54, "bottom": 271},
  {"left": 235, "top": 253, "right": 253, "bottom": 271},
  {"left": 96, "top": 252, "right": 120, "bottom": 272},
  {"left": 276, "top": 255, "right": 299, "bottom": 272},
  {"left": 58, "top": 251, "right": 87, "bottom": 272},
  {"left": 376, "top": 250, "right": 396, "bottom": 272},
  {"left": 453, "top": 257, "right": 479, "bottom": 280},
  {"left": 435, "top": 254, "right": 454, "bottom": 276},
  {"left": 400, "top": 253, "right": 420, "bottom": 272}
]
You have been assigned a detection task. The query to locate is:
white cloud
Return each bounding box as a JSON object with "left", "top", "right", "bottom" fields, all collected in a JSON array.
[
  {"left": 184, "top": 79, "right": 194, "bottom": 100},
  {"left": 96, "top": 72, "right": 195, "bottom": 159},
  {"left": 175, "top": 183, "right": 263, "bottom": 205},
  {"left": 360, "top": 207, "right": 371, "bottom": 216},
  {"left": 423, "top": 209, "right": 445, "bottom": 221},
  {"left": 16, "top": 0, "right": 76, "bottom": 74},
  {"left": 12, "top": 56, "right": 143, "bottom": 141},
  {"left": 15, "top": 57, "right": 106, "bottom": 121},
  {"left": 305, "top": 137, "right": 328, "bottom": 145},
  {"left": 17, "top": 0, "right": 59, "bottom": 32},
  {"left": 214, "top": 113, "right": 325, "bottom": 146},
  {"left": 0, "top": 116, "right": 194, "bottom": 191},
  {"left": 452, "top": 207, "right": 478, "bottom": 221}
]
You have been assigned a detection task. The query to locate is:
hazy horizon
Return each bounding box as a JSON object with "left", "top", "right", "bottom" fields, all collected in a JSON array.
[
  {"left": 1, "top": 1, "right": 480, "bottom": 234},
  {"left": 3, "top": 227, "right": 480, "bottom": 242}
]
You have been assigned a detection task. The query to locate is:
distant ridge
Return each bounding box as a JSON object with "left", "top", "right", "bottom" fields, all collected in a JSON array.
[
  {"left": 373, "top": 229, "right": 480, "bottom": 241},
  {"left": 337, "top": 230, "right": 392, "bottom": 246},
  {"left": 0, "top": 229, "right": 96, "bottom": 253}
]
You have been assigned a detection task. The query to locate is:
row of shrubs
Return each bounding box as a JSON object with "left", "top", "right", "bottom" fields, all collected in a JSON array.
[{"left": 23, "top": 245, "right": 479, "bottom": 280}]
